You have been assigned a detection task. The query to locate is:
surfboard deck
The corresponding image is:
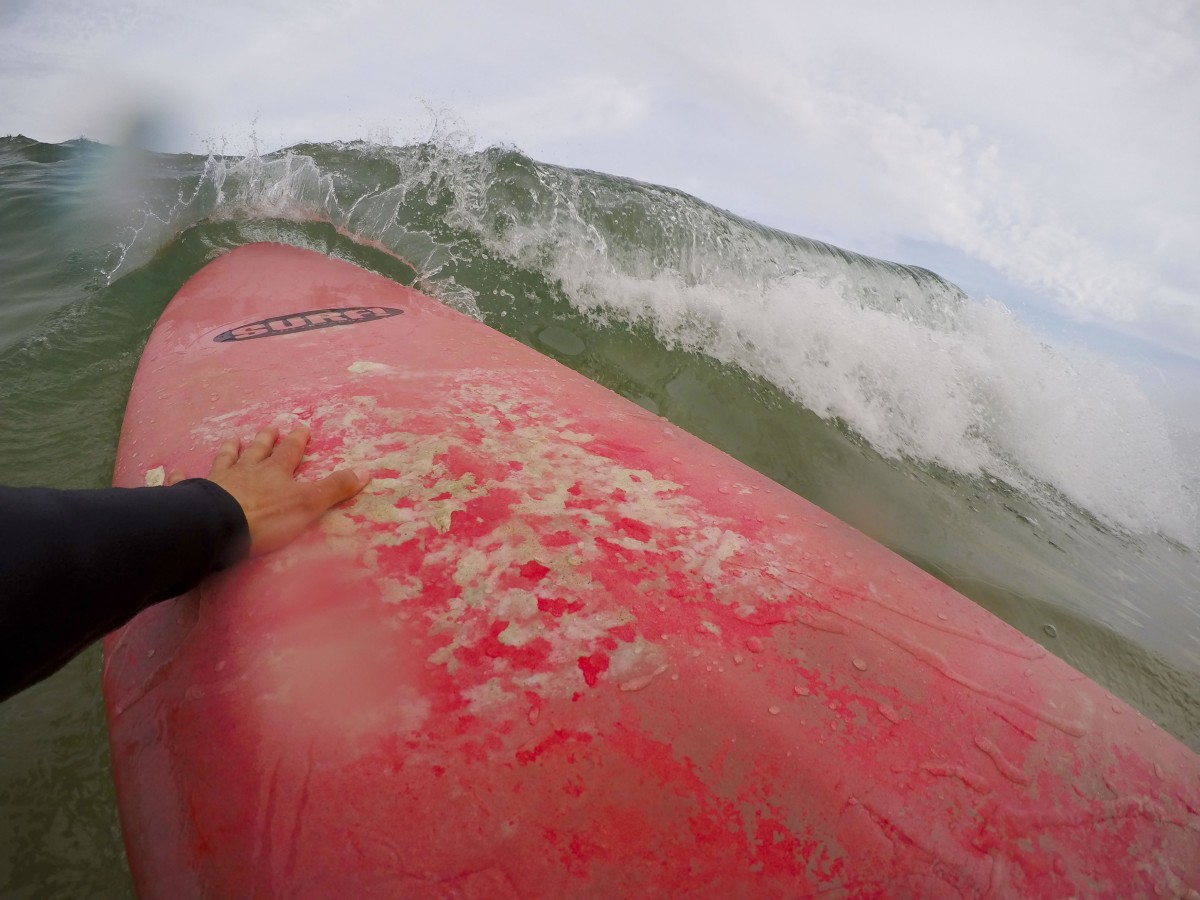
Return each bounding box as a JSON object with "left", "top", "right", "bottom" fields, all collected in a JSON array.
[{"left": 105, "top": 243, "right": 1200, "bottom": 898}]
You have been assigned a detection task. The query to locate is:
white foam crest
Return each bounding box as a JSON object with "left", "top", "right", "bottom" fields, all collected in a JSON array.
[
  {"left": 102, "top": 141, "right": 1198, "bottom": 542},
  {"left": 492, "top": 215, "right": 1198, "bottom": 543},
  {"left": 104, "top": 150, "right": 337, "bottom": 280},
  {"left": 206, "top": 151, "right": 337, "bottom": 221},
  {"left": 109, "top": 141, "right": 490, "bottom": 295}
]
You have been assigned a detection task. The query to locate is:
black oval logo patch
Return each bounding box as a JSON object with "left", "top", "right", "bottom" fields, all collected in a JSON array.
[{"left": 214, "top": 307, "right": 404, "bottom": 342}]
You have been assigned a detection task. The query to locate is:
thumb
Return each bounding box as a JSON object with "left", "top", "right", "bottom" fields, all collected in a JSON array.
[{"left": 311, "top": 468, "right": 369, "bottom": 511}]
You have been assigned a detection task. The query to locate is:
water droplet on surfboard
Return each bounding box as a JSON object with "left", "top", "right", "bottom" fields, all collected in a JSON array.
[{"left": 620, "top": 664, "right": 669, "bottom": 692}]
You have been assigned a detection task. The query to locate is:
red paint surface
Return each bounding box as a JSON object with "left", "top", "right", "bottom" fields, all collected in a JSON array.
[
  {"left": 577, "top": 652, "right": 610, "bottom": 688},
  {"left": 105, "top": 244, "right": 1200, "bottom": 898}
]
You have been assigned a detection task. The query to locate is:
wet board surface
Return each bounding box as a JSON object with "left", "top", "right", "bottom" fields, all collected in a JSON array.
[{"left": 105, "top": 243, "right": 1200, "bottom": 898}]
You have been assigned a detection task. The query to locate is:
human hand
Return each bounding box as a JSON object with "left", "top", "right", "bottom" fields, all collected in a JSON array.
[{"left": 168, "top": 426, "right": 368, "bottom": 557}]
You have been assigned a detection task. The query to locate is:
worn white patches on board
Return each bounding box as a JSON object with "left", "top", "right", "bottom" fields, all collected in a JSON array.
[
  {"left": 696, "top": 528, "right": 748, "bottom": 582},
  {"left": 557, "top": 429, "right": 594, "bottom": 443},
  {"left": 347, "top": 361, "right": 395, "bottom": 375},
  {"left": 192, "top": 403, "right": 274, "bottom": 437},
  {"left": 559, "top": 608, "right": 636, "bottom": 644},
  {"left": 610, "top": 637, "right": 669, "bottom": 685},
  {"left": 219, "top": 380, "right": 803, "bottom": 718},
  {"left": 380, "top": 576, "right": 424, "bottom": 606},
  {"left": 497, "top": 620, "right": 542, "bottom": 648},
  {"left": 462, "top": 677, "right": 513, "bottom": 714},
  {"left": 144, "top": 465, "right": 166, "bottom": 486},
  {"left": 187, "top": 401, "right": 338, "bottom": 456},
  {"left": 494, "top": 590, "right": 540, "bottom": 625},
  {"left": 452, "top": 547, "right": 495, "bottom": 605}
]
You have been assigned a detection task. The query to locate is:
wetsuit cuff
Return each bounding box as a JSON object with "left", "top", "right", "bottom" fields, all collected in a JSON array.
[{"left": 178, "top": 479, "right": 251, "bottom": 570}]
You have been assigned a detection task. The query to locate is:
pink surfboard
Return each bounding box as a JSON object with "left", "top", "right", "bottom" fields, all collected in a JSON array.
[{"left": 105, "top": 243, "right": 1200, "bottom": 897}]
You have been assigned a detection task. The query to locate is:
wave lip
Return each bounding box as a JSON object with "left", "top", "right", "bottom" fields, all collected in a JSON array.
[
  {"left": 466, "top": 156, "right": 1198, "bottom": 544},
  {"left": 100, "top": 139, "right": 1199, "bottom": 545}
]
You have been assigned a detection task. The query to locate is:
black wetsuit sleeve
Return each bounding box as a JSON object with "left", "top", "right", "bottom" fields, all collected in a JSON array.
[{"left": 0, "top": 479, "right": 250, "bottom": 703}]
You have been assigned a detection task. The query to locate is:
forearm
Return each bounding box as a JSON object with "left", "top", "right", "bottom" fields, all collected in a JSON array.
[{"left": 0, "top": 480, "right": 249, "bottom": 702}]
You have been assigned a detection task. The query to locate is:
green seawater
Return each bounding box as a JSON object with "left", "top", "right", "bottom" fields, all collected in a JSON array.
[{"left": 1, "top": 136, "right": 1197, "bottom": 896}]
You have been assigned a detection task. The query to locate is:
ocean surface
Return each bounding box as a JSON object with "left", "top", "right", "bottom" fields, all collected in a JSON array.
[{"left": 1, "top": 135, "right": 1197, "bottom": 896}]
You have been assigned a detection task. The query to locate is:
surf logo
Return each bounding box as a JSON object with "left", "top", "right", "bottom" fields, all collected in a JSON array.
[{"left": 214, "top": 306, "right": 404, "bottom": 342}]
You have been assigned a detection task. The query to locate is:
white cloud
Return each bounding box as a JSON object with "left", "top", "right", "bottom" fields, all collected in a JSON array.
[
  {"left": 587, "top": 0, "right": 1200, "bottom": 355},
  {"left": 462, "top": 76, "right": 650, "bottom": 147}
]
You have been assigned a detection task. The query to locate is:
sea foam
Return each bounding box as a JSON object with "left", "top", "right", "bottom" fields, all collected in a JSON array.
[{"left": 112, "top": 141, "right": 1200, "bottom": 544}]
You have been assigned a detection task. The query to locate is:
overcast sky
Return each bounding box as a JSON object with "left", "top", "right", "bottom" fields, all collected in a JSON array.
[{"left": 2, "top": 0, "right": 1198, "bottom": 383}]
